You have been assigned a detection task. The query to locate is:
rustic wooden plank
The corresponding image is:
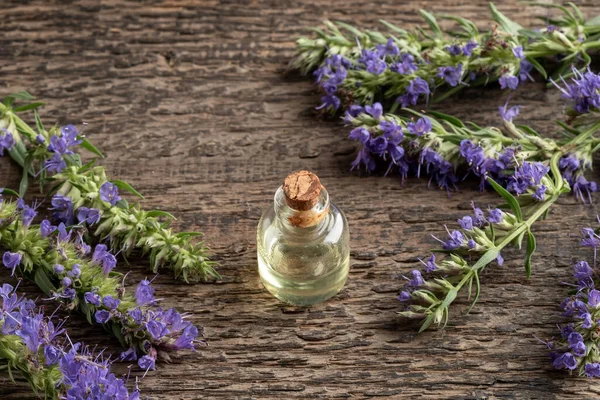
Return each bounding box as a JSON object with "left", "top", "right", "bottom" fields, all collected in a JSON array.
[{"left": 1, "top": 0, "right": 600, "bottom": 398}]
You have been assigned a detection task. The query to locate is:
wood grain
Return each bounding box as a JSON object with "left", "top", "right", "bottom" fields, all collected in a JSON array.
[{"left": 1, "top": 0, "right": 600, "bottom": 398}]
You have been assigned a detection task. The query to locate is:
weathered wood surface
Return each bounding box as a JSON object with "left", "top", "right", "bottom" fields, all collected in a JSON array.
[{"left": 1, "top": 0, "right": 600, "bottom": 398}]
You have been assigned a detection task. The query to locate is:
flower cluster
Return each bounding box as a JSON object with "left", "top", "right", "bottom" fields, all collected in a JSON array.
[
  {"left": 0, "top": 198, "right": 203, "bottom": 372},
  {"left": 549, "top": 224, "right": 600, "bottom": 377},
  {"left": 0, "top": 282, "right": 140, "bottom": 398},
  {"left": 0, "top": 94, "right": 218, "bottom": 282},
  {"left": 397, "top": 165, "right": 570, "bottom": 331},
  {"left": 344, "top": 103, "right": 597, "bottom": 200},
  {"left": 292, "top": 3, "right": 600, "bottom": 113}
]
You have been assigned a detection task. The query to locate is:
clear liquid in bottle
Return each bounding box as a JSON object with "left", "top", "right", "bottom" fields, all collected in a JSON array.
[{"left": 257, "top": 171, "right": 350, "bottom": 306}]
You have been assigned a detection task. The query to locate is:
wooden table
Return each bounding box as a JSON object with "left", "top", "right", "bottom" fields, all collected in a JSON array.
[{"left": 1, "top": 0, "right": 600, "bottom": 398}]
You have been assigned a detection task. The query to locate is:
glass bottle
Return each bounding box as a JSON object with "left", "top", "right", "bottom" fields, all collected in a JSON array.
[{"left": 257, "top": 170, "right": 350, "bottom": 306}]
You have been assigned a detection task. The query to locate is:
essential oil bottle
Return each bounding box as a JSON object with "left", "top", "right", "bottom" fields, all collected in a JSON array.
[{"left": 257, "top": 170, "right": 350, "bottom": 306}]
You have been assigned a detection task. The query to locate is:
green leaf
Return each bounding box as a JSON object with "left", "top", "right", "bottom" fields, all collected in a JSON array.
[
  {"left": 11, "top": 102, "right": 45, "bottom": 113},
  {"left": 418, "top": 313, "right": 436, "bottom": 333},
  {"left": 79, "top": 159, "right": 97, "bottom": 173},
  {"left": 34, "top": 268, "right": 55, "bottom": 295},
  {"left": 175, "top": 231, "right": 204, "bottom": 238},
  {"left": 438, "top": 14, "right": 478, "bottom": 36},
  {"left": 516, "top": 124, "right": 540, "bottom": 137},
  {"left": 427, "top": 110, "right": 465, "bottom": 127},
  {"left": 486, "top": 177, "right": 522, "bottom": 222},
  {"left": 524, "top": 230, "right": 536, "bottom": 279},
  {"left": 34, "top": 110, "right": 44, "bottom": 133},
  {"left": 6, "top": 91, "right": 35, "bottom": 101},
  {"left": 467, "top": 271, "right": 481, "bottom": 314},
  {"left": 147, "top": 210, "right": 177, "bottom": 220},
  {"left": 378, "top": 20, "right": 408, "bottom": 35},
  {"left": 489, "top": 3, "right": 523, "bottom": 35},
  {"left": 111, "top": 179, "right": 144, "bottom": 199},
  {"left": 524, "top": 56, "right": 547, "bottom": 80},
  {"left": 79, "top": 137, "right": 104, "bottom": 158},
  {"left": 7, "top": 146, "right": 26, "bottom": 170},
  {"left": 1, "top": 188, "right": 19, "bottom": 197},
  {"left": 334, "top": 21, "right": 363, "bottom": 38},
  {"left": 585, "top": 15, "right": 600, "bottom": 27},
  {"left": 19, "top": 155, "right": 33, "bottom": 197},
  {"left": 419, "top": 10, "right": 442, "bottom": 38}
]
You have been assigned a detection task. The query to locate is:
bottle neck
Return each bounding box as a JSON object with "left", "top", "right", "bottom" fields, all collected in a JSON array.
[{"left": 274, "top": 186, "right": 330, "bottom": 230}]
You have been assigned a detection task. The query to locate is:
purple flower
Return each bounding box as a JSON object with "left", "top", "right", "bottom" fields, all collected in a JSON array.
[
  {"left": 173, "top": 324, "right": 199, "bottom": 350},
  {"left": 94, "top": 310, "right": 111, "bottom": 324},
  {"left": 40, "top": 220, "right": 57, "bottom": 237},
  {"left": 397, "top": 290, "right": 412, "bottom": 302},
  {"left": 57, "top": 223, "right": 71, "bottom": 242},
  {"left": 349, "top": 127, "right": 371, "bottom": 144},
  {"left": 552, "top": 352, "right": 577, "bottom": 370},
  {"left": 462, "top": 41, "right": 478, "bottom": 56},
  {"left": 120, "top": 347, "right": 138, "bottom": 361},
  {"left": 512, "top": 46, "right": 525, "bottom": 59},
  {"left": 499, "top": 74, "right": 519, "bottom": 90},
  {"left": 496, "top": 253, "right": 504, "bottom": 266},
  {"left": 390, "top": 53, "right": 417, "bottom": 75},
  {"left": 53, "top": 264, "right": 65, "bottom": 274},
  {"left": 62, "top": 277, "right": 72, "bottom": 288},
  {"left": 344, "top": 105, "right": 364, "bottom": 123},
  {"left": 100, "top": 183, "right": 121, "bottom": 206},
  {"left": 69, "top": 264, "right": 81, "bottom": 278},
  {"left": 443, "top": 230, "right": 465, "bottom": 250},
  {"left": 573, "top": 176, "right": 598, "bottom": 204},
  {"left": 92, "top": 244, "right": 117, "bottom": 275},
  {"left": 0, "top": 129, "right": 15, "bottom": 155},
  {"left": 581, "top": 312, "right": 593, "bottom": 329},
  {"left": 50, "top": 195, "right": 74, "bottom": 225},
  {"left": 533, "top": 184, "right": 547, "bottom": 201},
  {"left": 488, "top": 209, "right": 503, "bottom": 224},
  {"left": 567, "top": 332, "right": 584, "bottom": 347},
  {"left": 574, "top": 260, "right": 593, "bottom": 281},
  {"left": 2, "top": 251, "right": 21, "bottom": 276},
  {"left": 507, "top": 162, "right": 549, "bottom": 195},
  {"left": 22, "top": 205, "right": 37, "bottom": 227},
  {"left": 135, "top": 279, "right": 156, "bottom": 306},
  {"left": 44, "top": 153, "right": 67, "bottom": 173},
  {"left": 138, "top": 354, "right": 156, "bottom": 371},
  {"left": 84, "top": 291, "right": 101, "bottom": 307},
  {"left": 47, "top": 136, "right": 70, "bottom": 155},
  {"left": 407, "top": 270, "right": 424, "bottom": 288},
  {"left": 419, "top": 254, "right": 438, "bottom": 273},
  {"left": 588, "top": 289, "right": 600, "bottom": 308},
  {"left": 459, "top": 140, "right": 485, "bottom": 170},
  {"left": 585, "top": 363, "right": 600, "bottom": 378},
  {"left": 446, "top": 44, "right": 462, "bottom": 56},
  {"left": 316, "top": 93, "right": 341, "bottom": 111},
  {"left": 376, "top": 38, "right": 400, "bottom": 57},
  {"left": 350, "top": 147, "right": 376, "bottom": 172},
  {"left": 77, "top": 207, "right": 101, "bottom": 225},
  {"left": 365, "top": 103, "right": 383, "bottom": 120},
  {"left": 498, "top": 101, "right": 520, "bottom": 123},
  {"left": 147, "top": 320, "right": 169, "bottom": 340},
  {"left": 437, "top": 64, "right": 463, "bottom": 87},
  {"left": 571, "top": 340, "right": 587, "bottom": 357},
  {"left": 519, "top": 60, "right": 533, "bottom": 82},
  {"left": 44, "top": 345, "right": 62, "bottom": 365},
  {"left": 103, "top": 295, "right": 121, "bottom": 310},
  {"left": 472, "top": 204, "right": 486, "bottom": 226},
  {"left": 551, "top": 67, "right": 600, "bottom": 114},
  {"left": 458, "top": 216, "right": 473, "bottom": 230},
  {"left": 397, "top": 77, "right": 430, "bottom": 107},
  {"left": 407, "top": 117, "right": 432, "bottom": 136}
]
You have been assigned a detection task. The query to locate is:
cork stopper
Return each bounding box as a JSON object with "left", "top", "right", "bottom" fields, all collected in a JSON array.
[{"left": 282, "top": 170, "right": 322, "bottom": 211}]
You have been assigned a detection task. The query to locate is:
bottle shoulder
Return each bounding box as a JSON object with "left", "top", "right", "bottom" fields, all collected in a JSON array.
[{"left": 257, "top": 201, "right": 348, "bottom": 248}]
